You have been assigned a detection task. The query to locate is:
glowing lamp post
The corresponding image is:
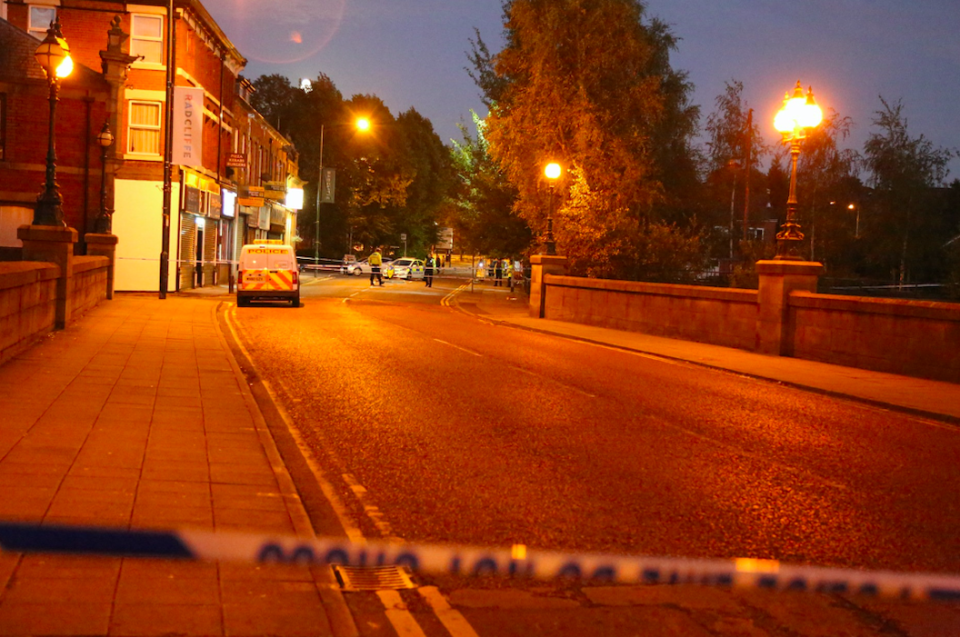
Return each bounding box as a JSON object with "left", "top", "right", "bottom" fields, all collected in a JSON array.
[
  {"left": 32, "top": 18, "right": 74, "bottom": 226},
  {"left": 544, "top": 162, "right": 561, "bottom": 255},
  {"left": 773, "top": 81, "right": 823, "bottom": 259},
  {"left": 95, "top": 122, "right": 114, "bottom": 233}
]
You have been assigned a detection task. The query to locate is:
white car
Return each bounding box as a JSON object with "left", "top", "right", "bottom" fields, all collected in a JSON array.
[
  {"left": 384, "top": 258, "right": 424, "bottom": 280},
  {"left": 341, "top": 260, "right": 368, "bottom": 276}
]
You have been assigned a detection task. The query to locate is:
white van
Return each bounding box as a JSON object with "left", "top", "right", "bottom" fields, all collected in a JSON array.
[{"left": 237, "top": 241, "right": 300, "bottom": 307}]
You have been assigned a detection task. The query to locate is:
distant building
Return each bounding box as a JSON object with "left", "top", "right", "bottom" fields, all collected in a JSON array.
[{"left": 1, "top": 0, "right": 300, "bottom": 291}]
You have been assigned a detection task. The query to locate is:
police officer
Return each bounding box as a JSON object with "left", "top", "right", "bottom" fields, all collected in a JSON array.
[
  {"left": 369, "top": 247, "right": 383, "bottom": 286},
  {"left": 424, "top": 254, "right": 434, "bottom": 287}
]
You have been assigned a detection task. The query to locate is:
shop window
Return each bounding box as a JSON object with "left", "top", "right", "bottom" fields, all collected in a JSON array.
[
  {"left": 28, "top": 6, "right": 57, "bottom": 39},
  {"left": 128, "top": 100, "right": 162, "bottom": 155},
  {"left": 131, "top": 14, "right": 163, "bottom": 64}
]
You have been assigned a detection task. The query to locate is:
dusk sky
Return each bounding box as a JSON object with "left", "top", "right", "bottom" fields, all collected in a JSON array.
[{"left": 202, "top": 0, "right": 960, "bottom": 178}]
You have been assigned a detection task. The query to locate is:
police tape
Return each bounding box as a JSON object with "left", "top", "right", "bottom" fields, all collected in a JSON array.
[{"left": 0, "top": 522, "right": 958, "bottom": 601}]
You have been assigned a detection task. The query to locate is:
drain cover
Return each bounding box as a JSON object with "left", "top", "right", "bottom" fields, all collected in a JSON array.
[{"left": 332, "top": 565, "right": 416, "bottom": 591}]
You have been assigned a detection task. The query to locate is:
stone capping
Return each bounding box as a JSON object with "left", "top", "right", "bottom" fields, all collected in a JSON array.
[
  {"left": 72, "top": 255, "right": 110, "bottom": 274},
  {"left": 790, "top": 291, "right": 960, "bottom": 322},
  {"left": 0, "top": 262, "right": 60, "bottom": 291},
  {"left": 544, "top": 274, "right": 758, "bottom": 304}
]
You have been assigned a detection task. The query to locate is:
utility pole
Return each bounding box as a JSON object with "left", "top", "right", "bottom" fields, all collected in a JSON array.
[
  {"left": 742, "top": 108, "right": 753, "bottom": 246},
  {"left": 159, "top": 0, "right": 176, "bottom": 298}
]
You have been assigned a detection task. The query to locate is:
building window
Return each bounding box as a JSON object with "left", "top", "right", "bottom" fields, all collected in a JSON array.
[
  {"left": 28, "top": 6, "right": 57, "bottom": 39},
  {"left": 131, "top": 14, "right": 163, "bottom": 64},
  {"left": 128, "top": 101, "right": 162, "bottom": 155}
]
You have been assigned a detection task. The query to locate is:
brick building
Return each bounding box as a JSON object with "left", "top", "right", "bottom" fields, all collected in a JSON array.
[
  {"left": 1, "top": 0, "right": 300, "bottom": 291},
  {"left": 0, "top": 19, "right": 110, "bottom": 251}
]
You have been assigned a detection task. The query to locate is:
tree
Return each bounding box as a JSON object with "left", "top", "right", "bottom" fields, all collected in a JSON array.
[
  {"left": 395, "top": 108, "right": 455, "bottom": 254},
  {"left": 703, "top": 80, "right": 767, "bottom": 260},
  {"left": 473, "top": 0, "right": 704, "bottom": 278},
  {"left": 250, "top": 74, "right": 299, "bottom": 133},
  {"left": 450, "top": 111, "right": 530, "bottom": 258},
  {"left": 862, "top": 98, "right": 956, "bottom": 285}
]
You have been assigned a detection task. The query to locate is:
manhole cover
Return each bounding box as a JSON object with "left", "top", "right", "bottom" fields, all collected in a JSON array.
[{"left": 332, "top": 565, "right": 416, "bottom": 591}]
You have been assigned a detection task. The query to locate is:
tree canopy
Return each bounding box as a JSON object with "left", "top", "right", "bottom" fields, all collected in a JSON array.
[{"left": 470, "top": 0, "right": 704, "bottom": 279}]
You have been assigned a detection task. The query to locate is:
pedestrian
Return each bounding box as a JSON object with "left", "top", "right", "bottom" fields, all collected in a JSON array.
[
  {"left": 494, "top": 257, "right": 503, "bottom": 287},
  {"left": 369, "top": 247, "right": 383, "bottom": 286},
  {"left": 424, "top": 254, "right": 434, "bottom": 287}
]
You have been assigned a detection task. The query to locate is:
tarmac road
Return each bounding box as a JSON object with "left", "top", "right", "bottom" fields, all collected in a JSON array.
[{"left": 230, "top": 275, "right": 960, "bottom": 576}]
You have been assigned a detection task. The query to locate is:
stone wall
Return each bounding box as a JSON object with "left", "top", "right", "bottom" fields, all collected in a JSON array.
[
  {"left": 543, "top": 275, "right": 758, "bottom": 350},
  {"left": 534, "top": 261, "right": 960, "bottom": 384},
  {"left": 70, "top": 256, "right": 110, "bottom": 318},
  {"left": 0, "top": 262, "right": 59, "bottom": 364},
  {"left": 790, "top": 292, "right": 960, "bottom": 383},
  {"left": 0, "top": 256, "right": 111, "bottom": 366}
]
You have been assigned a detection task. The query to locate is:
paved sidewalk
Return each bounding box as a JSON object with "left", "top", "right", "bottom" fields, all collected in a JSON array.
[
  {"left": 0, "top": 294, "right": 353, "bottom": 636},
  {"left": 453, "top": 284, "right": 960, "bottom": 423}
]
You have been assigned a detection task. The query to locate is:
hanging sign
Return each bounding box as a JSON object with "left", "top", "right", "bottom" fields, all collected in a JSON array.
[
  {"left": 172, "top": 87, "right": 204, "bottom": 167},
  {"left": 320, "top": 168, "right": 336, "bottom": 204}
]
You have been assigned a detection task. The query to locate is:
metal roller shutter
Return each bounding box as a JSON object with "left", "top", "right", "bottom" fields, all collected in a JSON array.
[{"left": 179, "top": 213, "right": 197, "bottom": 290}]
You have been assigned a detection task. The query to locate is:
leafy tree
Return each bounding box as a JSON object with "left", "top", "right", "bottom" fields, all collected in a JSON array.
[
  {"left": 395, "top": 108, "right": 455, "bottom": 254},
  {"left": 250, "top": 74, "right": 300, "bottom": 133},
  {"left": 785, "top": 109, "right": 860, "bottom": 269},
  {"left": 703, "top": 80, "right": 767, "bottom": 259},
  {"left": 862, "top": 98, "right": 956, "bottom": 284},
  {"left": 450, "top": 111, "right": 530, "bottom": 258},
  {"left": 473, "top": 0, "right": 703, "bottom": 279}
]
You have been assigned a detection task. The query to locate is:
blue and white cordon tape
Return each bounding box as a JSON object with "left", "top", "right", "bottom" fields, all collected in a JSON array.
[{"left": 1, "top": 521, "right": 958, "bottom": 601}]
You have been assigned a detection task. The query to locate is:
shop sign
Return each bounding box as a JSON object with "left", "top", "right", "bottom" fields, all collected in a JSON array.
[
  {"left": 209, "top": 193, "right": 222, "bottom": 219},
  {"left": 227, "top": 153, "right": 246, "bottom": 168},
  {"left": 184, "top": 185, "right": 202, "bottom": 214},
  {"left": 172, "top": 87, "right": 204, "bottom": 167},
  {"left": 238, "top": 197, "right": 264, "bottom": 207}
]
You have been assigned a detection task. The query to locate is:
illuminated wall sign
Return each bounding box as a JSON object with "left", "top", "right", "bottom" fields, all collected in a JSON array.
[
  {"left": 172, "top": 87, "right": 204, "bottom": 167},
  {"left": 222, "top": 190, "right": 236, "bottom": 218},
  {"left": 285, "top": 188, "right": 304, "bottom": 210}
]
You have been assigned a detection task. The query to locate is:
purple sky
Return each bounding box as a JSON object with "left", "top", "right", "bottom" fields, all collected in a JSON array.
[{"left": 202, "top": 0, "right": 960, "bottom": 178}]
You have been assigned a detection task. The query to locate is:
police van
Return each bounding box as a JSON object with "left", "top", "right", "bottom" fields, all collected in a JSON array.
[{"left": 237, "top": 241, "right": 300, "bottom": 307}]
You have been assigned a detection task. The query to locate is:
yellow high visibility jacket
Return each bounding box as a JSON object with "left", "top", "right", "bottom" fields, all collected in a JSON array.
[{"left": 369, "top": 251, "right": 382, "bottom": 266}]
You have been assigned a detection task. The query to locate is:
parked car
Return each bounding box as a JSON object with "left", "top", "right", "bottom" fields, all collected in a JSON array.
[
  {"left": 341, "top": 259, "right": 368, "bottom": 276},
  {"left": 383, "top": 257, "right": 424, "bottom": 280}
]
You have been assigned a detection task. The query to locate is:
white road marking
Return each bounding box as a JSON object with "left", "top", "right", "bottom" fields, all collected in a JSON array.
[
  {"left": 224, "top": 305, "right": 365, "bottom": 544},
  {"left": 418, "top": 586, "right": 481, "bottom": 637},
  {"left": 377, "top": 590, "right": 428, "bottom": 637},
  {"left": 433, "top": 338, "right": 483, "bottom": 357},
  {"left": 342, "top": 473, "right": 403, "bottom": 543}
]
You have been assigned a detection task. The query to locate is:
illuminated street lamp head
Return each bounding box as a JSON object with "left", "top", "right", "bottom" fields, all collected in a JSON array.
[
  {"left": 774, "top": 81, "right": 822, "bottom": 138},
  {"left": 34, "top": 18, "right": 73, "bottom": 81},
  {"left": 544, "top": 162, "right": 561, "bottom": 180},
  {"left": 355, "top": 117, "right": 371, "bottom": 132}
]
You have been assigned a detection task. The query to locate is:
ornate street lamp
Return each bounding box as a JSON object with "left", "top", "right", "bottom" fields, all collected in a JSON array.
[
  {"left": 95, "top": 122, "right": 114, "bottom": 233},
  {"left": 544, "top": 162, "right": 561, "bottom": 255},
  {"left": 773, "top": 81, "right": 823, "bottom": 259},
  {"left": 32, "top": 18, "right": 74, "bottom": 226}
]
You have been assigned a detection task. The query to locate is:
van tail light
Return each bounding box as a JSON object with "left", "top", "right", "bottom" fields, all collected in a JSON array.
[
  {"left": 292, "top": 270, "right": 298, "bottom": 286},
  {"left": 238, "top": 270, "right": 244, "bottom": 285}
]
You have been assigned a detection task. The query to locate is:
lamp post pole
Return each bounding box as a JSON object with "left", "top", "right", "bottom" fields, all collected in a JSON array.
[
  {"left": 95, "top": 122, "right": 115, "bottom": 233},
  {"left": 32, "top": 19, "right": 73, "bottom": 227},
  {"left": 773, "top": 81, "right": 823, "bottom": 260},
  {"left": 544, "top": 162, "right": 561, "bottom": 256},
  {"left": 315, "top": 124, "right": 324, "bottom": 277}
]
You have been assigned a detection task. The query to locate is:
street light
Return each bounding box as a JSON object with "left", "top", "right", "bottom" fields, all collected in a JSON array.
[
  {"left": 315, "top": 118, "right": 371, "bottom": 273},
  {"left": 544, "top": 162, "right": 561, "bottom": 255},
  {"left": 32, "top": 18, "right": 73, "bottom": 226},
  {"left": 95, "top": 121, "right": 114, "bottom": 233},
  {"left": 773, "top": 80, "right": 823, "bottom": 260}
]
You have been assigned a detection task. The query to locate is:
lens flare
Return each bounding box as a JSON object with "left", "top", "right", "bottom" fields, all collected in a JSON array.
[{"left": 205, "top": 0, "right": 347, "bottom": 65}]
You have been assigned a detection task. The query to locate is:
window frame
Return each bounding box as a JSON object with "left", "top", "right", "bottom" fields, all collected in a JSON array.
[
  {"left": 28, "top": 6, "right": 58, "bottom": 39},
  {"left": 126, "top": 100, "right": 163, "bottom": 157},
  {"left": 130, "top": 13, "right": 164, "bottom": 65}
]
